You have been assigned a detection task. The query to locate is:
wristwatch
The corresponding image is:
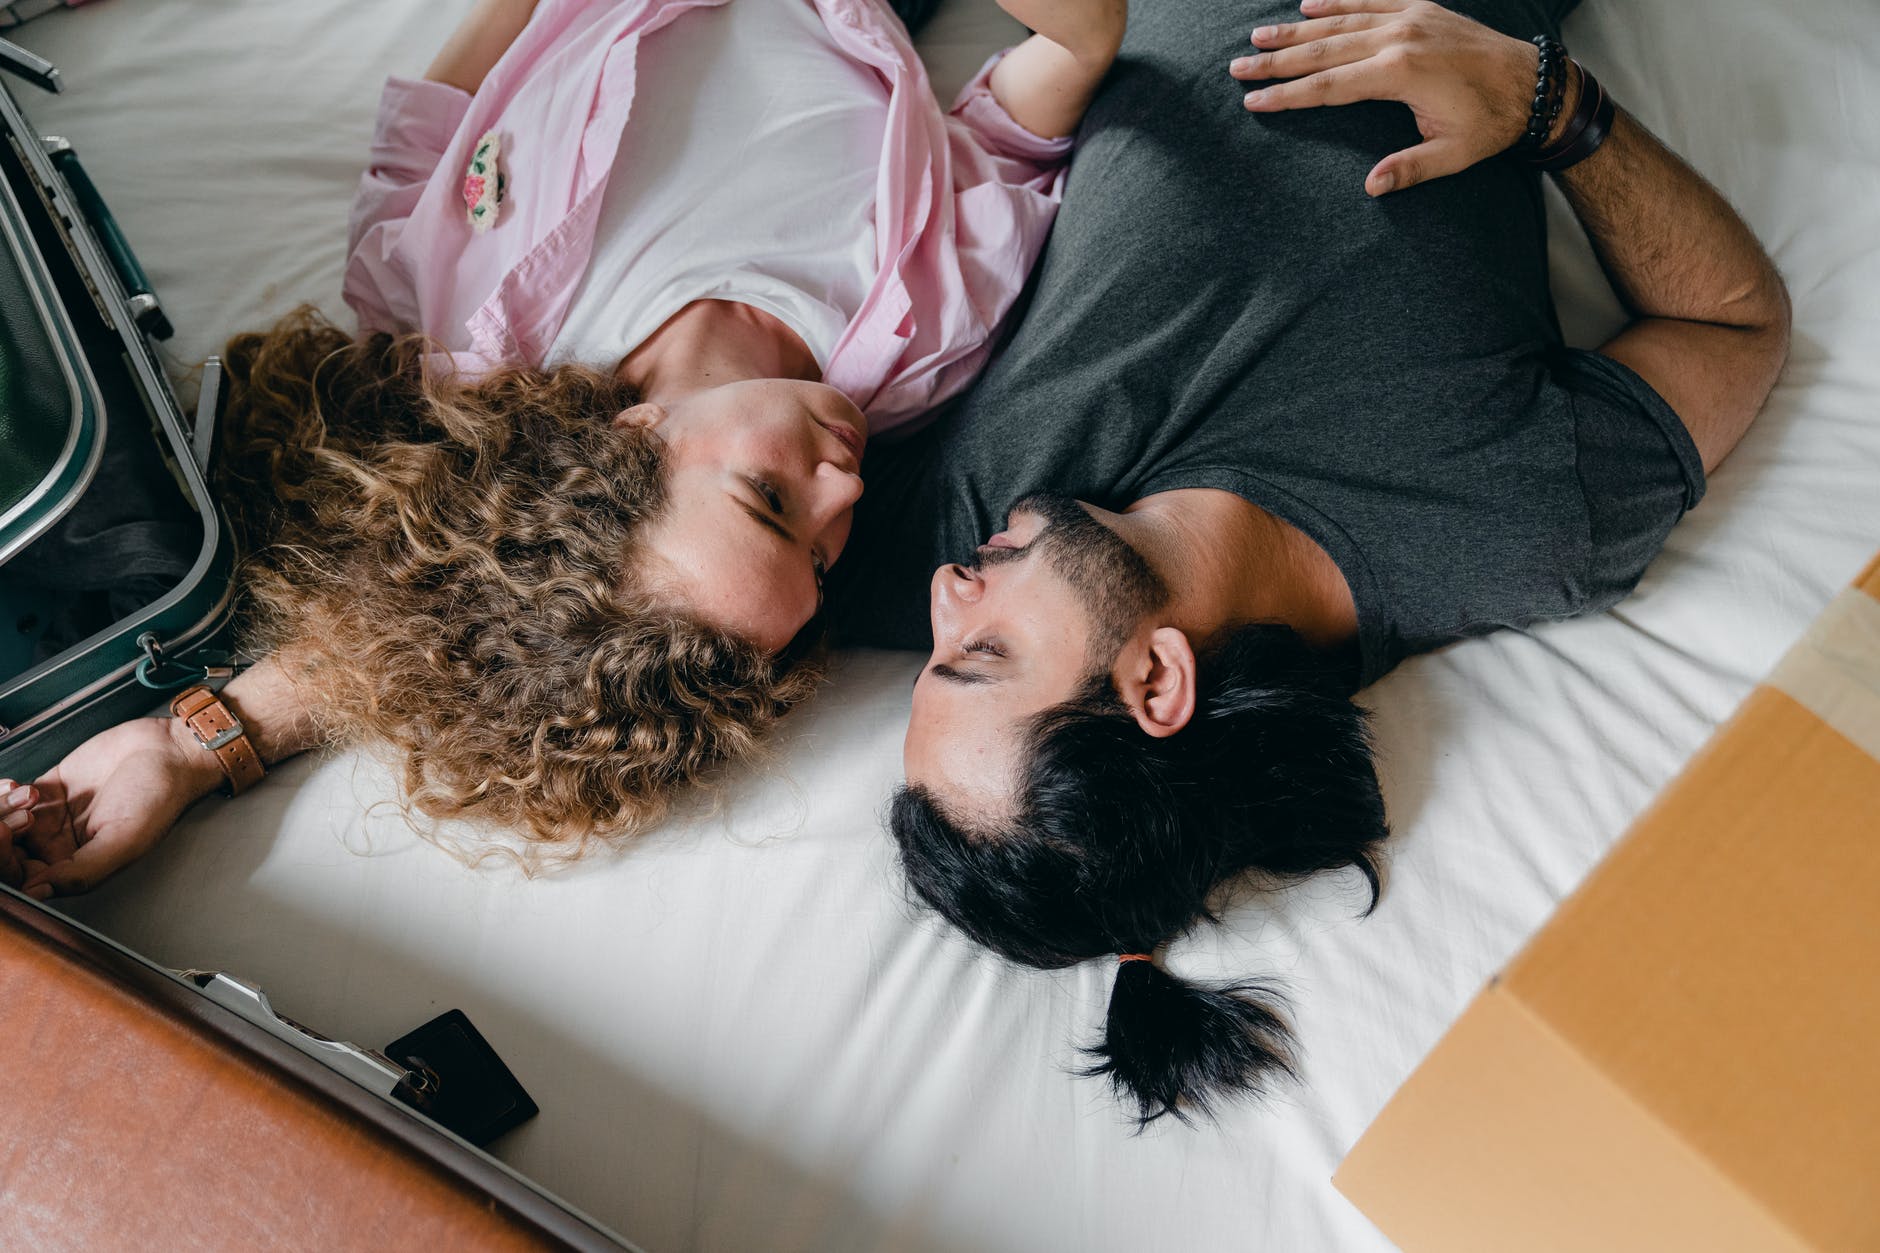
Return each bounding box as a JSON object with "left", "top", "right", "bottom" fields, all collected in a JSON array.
[{"left": 169, "top": 684, "right": 266, "bottom": 797}]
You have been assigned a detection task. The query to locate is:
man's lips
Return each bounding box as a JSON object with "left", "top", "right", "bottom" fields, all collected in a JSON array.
[{"left": 984, "top": 531, "right": 1018, "bottom": 549}]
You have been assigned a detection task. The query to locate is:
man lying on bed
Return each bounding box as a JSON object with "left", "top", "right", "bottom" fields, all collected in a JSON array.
[{"left": 827, "top": 0, "right": 1790, "bottom": 1124}]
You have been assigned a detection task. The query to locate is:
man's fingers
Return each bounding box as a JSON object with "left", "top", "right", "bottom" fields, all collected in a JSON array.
[
  {"left": 1298, "top": 0, "right": 1414, "bottom": 15},
  {"left": 1232, "top": 29, "right": 1388, "bottom": 81},
  {"left": 1366, "top": 139, "right": 1466, "bottom": 195},
  {"left": 1247, "top": 12, "right": 1386, "bottom": 50},
  {"left": 1243, "top": 62, "right": 1392, "bottom": 112}
]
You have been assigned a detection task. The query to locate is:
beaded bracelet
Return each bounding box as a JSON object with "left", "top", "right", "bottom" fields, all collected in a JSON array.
[
  {"left": 1530, "top": 60, "right": 1618, "bottom": 172},
  {"left": 1517, "top": 35, "right": 1568, "bottom": 155}
]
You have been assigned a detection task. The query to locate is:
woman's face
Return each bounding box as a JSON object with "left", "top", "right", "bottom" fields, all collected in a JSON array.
[{"left": 620, "top": 378, "right": 867, "bottom": 652}]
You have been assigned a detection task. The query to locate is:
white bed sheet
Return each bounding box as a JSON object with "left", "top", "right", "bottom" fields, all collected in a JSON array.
[{"left": 15, "top": 1, "right": 1880, "bottom": 1249}]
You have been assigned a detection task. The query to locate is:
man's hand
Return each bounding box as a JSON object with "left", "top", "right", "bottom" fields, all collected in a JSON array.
[
  {"left": 0, "top": 716, "right": 225, "bottom": 900},
  {"left": 1229, "top": 0, "right": 1553, "bottom": 196},
  {"left": 1231, "top": 0, "right": 1790, "bottom": 468}
]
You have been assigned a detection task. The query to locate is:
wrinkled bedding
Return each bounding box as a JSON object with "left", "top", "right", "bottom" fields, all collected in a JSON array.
[{"left": 18, "top": 0, "right": 1880, "bottom": 1248}]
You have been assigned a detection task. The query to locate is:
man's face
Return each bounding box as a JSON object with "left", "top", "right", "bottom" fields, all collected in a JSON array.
[{"left": 903, "top": 494, "right": 1168, "bottom": 820}]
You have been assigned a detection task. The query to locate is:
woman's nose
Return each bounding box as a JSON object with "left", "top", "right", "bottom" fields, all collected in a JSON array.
[{"left": 813, "top": 461, "right": 865, "bottom": 518}]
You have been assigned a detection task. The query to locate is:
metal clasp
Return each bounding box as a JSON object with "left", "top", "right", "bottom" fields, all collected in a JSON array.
[{"left": 134, "top": 631, "right": 234, "bottom": 691}]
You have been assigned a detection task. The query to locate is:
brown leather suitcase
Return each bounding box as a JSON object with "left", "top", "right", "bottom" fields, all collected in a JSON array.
[{"left": 0, "top": 887, "right": 634, "bottom": 1250}]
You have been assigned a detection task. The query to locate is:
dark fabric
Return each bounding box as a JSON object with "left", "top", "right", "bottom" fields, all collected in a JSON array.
[
  {"left": 0, "top": 312, "right": 197, "bottom": 666},
  {"left": 0, "top": 242, "right": 71, "bottom": 517},
  {"left": 3, "top": 408, "right": 198, "bottom": 664},
  {"left": 885, "top": 0, "right": 941, "bottom": 38},
  {"left": 829, "top": 0, "right": 1702, "bottom": 686}
]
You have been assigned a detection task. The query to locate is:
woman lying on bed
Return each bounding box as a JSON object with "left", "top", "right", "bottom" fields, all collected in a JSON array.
[{"left": 0, "top": 0, "right": 1124, "bottom": 894}]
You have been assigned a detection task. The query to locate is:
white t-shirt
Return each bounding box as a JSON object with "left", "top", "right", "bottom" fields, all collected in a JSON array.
[{"left": 547, "top": 0, "right": 888, "bottom": 370}]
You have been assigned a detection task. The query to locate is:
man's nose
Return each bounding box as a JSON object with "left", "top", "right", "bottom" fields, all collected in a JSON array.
[{"left": 935, "top": 561, "right": 984, "bottom": 606}]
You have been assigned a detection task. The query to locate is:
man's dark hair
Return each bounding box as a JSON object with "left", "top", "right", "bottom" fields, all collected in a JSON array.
[{"left": 890, "top": 623, "right": 1387, "bottom": 1127}]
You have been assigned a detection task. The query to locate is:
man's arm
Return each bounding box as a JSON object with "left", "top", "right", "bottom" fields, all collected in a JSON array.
[
  {"left": 1550, "top": 92, "right": 1790, "bottom": 471},
  {"left": 1230, "top": 0, "right": 1790, "bottom": 471},
  {"left": 987, "top": 0, "right": 1127, "bottom": 139}
]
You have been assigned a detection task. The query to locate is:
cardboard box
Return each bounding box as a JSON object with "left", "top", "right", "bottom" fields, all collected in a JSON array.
[{"left": 1334, "top": 554, "right": 1880, "bottom": 1253}]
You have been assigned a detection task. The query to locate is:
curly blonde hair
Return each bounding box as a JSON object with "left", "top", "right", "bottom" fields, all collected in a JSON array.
[{"left": 214, "top": 307, "right": 823, "bottom": 864}]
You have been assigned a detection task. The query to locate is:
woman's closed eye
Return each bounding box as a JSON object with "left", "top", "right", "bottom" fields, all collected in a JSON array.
[
  {"left": 745, "top": 475, "right": 826, "bottom": 598},
  {"left": 961, "top": 638, "right": 1006, "bottom": 659}
]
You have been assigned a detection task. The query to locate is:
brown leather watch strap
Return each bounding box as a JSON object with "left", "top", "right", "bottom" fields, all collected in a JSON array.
[{"left": 169, "top": 685, "right": 266, "bottom": 797}]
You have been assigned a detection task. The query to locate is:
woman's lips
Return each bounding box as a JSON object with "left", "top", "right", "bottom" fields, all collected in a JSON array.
[{"left": 816, "top": 414, "right": 867, "bottom": 460}]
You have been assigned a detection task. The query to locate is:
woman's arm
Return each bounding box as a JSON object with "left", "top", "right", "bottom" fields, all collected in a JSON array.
[
  {"left": 0, "top": 654, "right": 325, "bottom": 898},
  {"left": 424, "top": 0, "right": 543, "bottom": 95},
  {"left": 346, "top": 0, "right": 541, "bottom": 330},
  {"left": 987, "top": 0, "right": 1127, "bottom": 139}
]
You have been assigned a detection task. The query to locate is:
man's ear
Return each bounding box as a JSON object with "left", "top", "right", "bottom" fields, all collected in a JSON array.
[
  {"left": 1114, "top": 626, "right": 1197, "bottom": 740},
  {"left": 612, "top": 402, "right": 667, "bottom": 430}
]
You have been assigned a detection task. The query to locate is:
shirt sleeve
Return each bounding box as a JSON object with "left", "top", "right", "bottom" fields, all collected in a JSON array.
[
  {"left": 863, "top": 53, "right": 1073, "bottom": 434},
  {"left": 342, "top": 76, "right": 473, "bottom": 335},
  {"left": 1555, "top": 346, "right": 1707, "bottom": 612},
  {"left": 944, "top": 49, "right": 1077, "bottom": 167}
]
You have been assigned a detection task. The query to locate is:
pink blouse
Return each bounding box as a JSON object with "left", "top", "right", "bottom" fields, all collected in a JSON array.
[{"left": 342, "top": 0, "right": 1073, "bottom": 435}]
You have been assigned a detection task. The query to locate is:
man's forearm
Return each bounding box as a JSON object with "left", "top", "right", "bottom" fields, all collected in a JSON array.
[
  {"left": 1551, "top": 69, "right": 1790, "bottom": 469},
  {"left": 1553, "top": 73, "right": 1788, "bottom": 335},
  {"left": 1226, "top": 1, "right": 1790, "bottom": 471}
]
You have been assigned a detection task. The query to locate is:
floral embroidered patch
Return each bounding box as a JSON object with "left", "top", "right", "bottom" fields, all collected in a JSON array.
[{"left": 465, "top": 131, "right": 504, "bottom": 233}]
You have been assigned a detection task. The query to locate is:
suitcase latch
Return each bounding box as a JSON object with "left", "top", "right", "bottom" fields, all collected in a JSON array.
[{"left": 133, "top": 631, "right": 233, "bottom": 691}]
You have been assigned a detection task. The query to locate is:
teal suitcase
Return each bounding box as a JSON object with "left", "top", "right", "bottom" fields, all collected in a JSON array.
[
  {"left": 0, "top": 65, "right": 237, "bottom": 780},
  {"left": 0, "top": 54, "right": 639, "bottom": 1246}
]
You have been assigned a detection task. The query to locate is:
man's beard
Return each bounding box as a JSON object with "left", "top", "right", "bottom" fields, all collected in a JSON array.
[{"left": 974, "top": 493, "right": 1169, "bottom": 665}]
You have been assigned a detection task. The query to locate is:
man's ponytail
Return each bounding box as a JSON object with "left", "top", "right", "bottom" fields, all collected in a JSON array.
[
  {"left": 891, "top": 621, "right": 1384, "bottom": 1127},
  {"left": 1083, "top": 955, "right": 1294, "bottom": 1129}
]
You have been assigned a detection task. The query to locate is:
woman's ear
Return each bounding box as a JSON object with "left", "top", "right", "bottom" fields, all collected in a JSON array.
[
  {"left": 1114, "top": 626, "right": 1198, "bottom": 740},
  {"left": 612, "top": 402, "right": 667, "bottom": 430}
]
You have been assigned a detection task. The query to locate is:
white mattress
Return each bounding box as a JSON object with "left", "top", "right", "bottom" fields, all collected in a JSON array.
[{"left": 17, "top": 1, "right": 1880, "bottom": 1249}]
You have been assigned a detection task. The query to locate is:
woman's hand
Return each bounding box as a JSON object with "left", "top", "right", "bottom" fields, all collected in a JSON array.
[
  {"left": 1229, "top": 0, "right": 1563, "bottom": 196},
  {"left": 0, "top": 716, "right": 225, "bottom": 900}
]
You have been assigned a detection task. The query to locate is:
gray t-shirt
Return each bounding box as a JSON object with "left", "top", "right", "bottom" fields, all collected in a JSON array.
[{"left": 828, "top": 0, "right": 1703, "bottom": 688}]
